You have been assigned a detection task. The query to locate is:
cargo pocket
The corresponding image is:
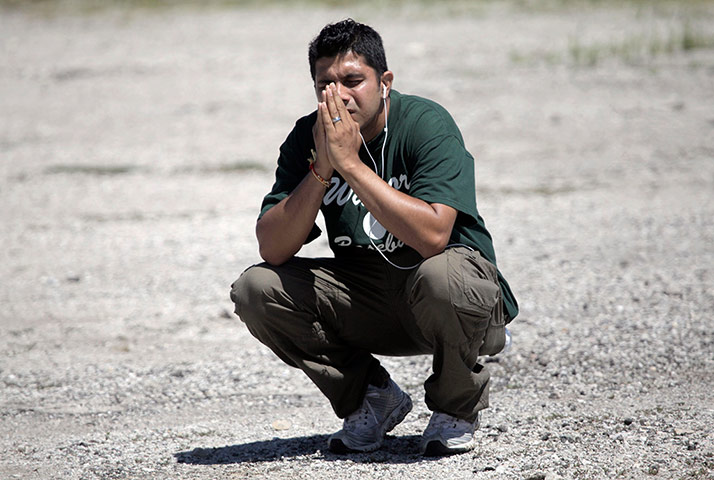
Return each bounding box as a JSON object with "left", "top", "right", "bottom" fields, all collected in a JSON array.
[{"left": 448, "top": 249, "right": 506, "bottom": 357}]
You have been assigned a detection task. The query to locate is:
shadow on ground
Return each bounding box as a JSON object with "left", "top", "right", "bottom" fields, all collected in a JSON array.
[{"left": 175, "top": 434, "right": 436, "bottom": 465}]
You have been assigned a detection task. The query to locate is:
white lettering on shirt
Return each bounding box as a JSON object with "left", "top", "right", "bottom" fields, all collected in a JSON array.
[
  {"left": 366, "top": 232, "right": 405, "bottom": 252},
  {"left": 324, "top": 173, "right": 412, "bottom": 251},
  {"left": 323, "top": 175, "right": 410, "bottom": 207}
]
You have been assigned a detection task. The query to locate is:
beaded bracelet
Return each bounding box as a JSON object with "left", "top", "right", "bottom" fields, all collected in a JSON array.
[
  {"left": 308, "top": 149, "right": 330, "bottom": 188},
  {"left": 309, "top": 163, "right": 330, "bottom": 188}
]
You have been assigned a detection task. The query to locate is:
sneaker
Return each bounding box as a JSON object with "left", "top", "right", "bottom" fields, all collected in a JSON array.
[
  {"left": 327, "top": 378, "right": 412, "bottom": 453},
  {"left": 420, "top": 411, "right": 480, "bottom": 456}
]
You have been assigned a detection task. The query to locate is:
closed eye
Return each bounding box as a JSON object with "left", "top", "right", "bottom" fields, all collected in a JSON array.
[
  {"left": 342, "top": 74, "right": 364, "bottom": 88},
  {"left": 315, "top": 75, "right": 363, "bottom": 91}
]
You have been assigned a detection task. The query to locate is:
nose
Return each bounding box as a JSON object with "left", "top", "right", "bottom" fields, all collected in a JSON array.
[{"left": 334, "top": 83, "right": 350, "bottom": 105}]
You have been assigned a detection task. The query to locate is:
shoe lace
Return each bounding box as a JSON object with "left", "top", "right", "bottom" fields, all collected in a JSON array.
[
  {"left": 344, "top": 392, "right": 380, "bottom": 431},
  {"left": 430, "top": 412, "right": 459, "bottom": 430}
]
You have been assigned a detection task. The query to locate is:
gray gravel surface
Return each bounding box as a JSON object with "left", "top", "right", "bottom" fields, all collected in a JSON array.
[{"left": 1, "top": 2, "right": 713, "bottom": 479}]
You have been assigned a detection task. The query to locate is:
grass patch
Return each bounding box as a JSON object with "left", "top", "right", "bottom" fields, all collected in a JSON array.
[
  {"left": 174, "top": 160, "right": 269, "bottom": 174},
  {"left": 4, "top": 0, "right": 713, "bottom": 15},
  {"left": 0, "top": 0, "right": 449, "bottom": 12},
  {"left": 511, "top": 21, "right": 714, "bottom": 68},
  {"left": 210, "top": 160, "right": 269, "bottom": 173},
  {"left": 44, "top": 164, "right": 139, "bottom": 176},
  {"left": 567, "top": 24, "right": 714, "bottom": 67}
]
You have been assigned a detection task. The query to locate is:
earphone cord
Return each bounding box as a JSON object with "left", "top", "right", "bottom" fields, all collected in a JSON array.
[
  {"left": 359, "top": 94, "right": 424, "bottom": 270},
  {"left": 360, "top": 93, "right": 475, "bottom": 270}
]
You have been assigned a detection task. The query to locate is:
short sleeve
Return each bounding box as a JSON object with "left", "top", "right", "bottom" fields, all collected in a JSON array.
[{"left": 406, "top": 108, "right": 479, "bottom": 221}]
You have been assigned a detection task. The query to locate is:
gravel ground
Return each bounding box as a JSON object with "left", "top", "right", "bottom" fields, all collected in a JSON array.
[{"left": 1, "top": 1, "right": 713, "bottom": 479}]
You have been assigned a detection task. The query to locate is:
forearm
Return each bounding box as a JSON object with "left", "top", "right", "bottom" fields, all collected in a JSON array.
[
  {"left": 339, "top": 159, "right": 456, "bottom": 258},
  {"left": 316, "top": 82, "right": 455, "bottom": 258},
  {"left": 256, "top": 172, "right": 327, "bottom": 265}
]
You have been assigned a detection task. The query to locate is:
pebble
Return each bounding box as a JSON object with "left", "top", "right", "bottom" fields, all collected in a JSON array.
[{"left": 271, "top": 419, "right": 292, "bottom": 431}]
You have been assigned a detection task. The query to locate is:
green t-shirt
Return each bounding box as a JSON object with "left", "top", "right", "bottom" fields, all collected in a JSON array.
[{"left": 260, "top": 90, "right": 518, "bottom": 320}]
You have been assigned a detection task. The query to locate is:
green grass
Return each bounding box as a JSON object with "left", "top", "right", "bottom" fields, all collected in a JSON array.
[
  {"left": 567, "top": 24, "right": 714, "bottom": 67},
  {"left": 510, "top": 20, "right": 714, "bottom": 68}
]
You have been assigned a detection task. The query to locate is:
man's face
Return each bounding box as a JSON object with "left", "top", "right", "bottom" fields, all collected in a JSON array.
[{"left": 314, "top": 51, "right": 388, "bottom": 141}]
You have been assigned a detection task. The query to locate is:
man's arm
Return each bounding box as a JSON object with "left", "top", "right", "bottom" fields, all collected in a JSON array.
[
  {"left": 256, "top": 115, "right": 334, "bottom": 266},
  {"left": 333, "top": 161, "right": 457, "bottom": 258},
  {"left": 318, "top": 84, "right": 457, "bottom": 258},
  {"left": 255, "top": 173, "right": 325, "bottom": 266}
]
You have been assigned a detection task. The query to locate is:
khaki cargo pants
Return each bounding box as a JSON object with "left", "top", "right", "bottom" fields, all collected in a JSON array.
[{"left": 230, "top": 246, "right": 506, "bottom": 422}]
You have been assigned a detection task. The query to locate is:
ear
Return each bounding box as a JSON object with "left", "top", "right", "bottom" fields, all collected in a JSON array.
[{"left": 380, "top": 71, "right": 394, "bottom": 98}]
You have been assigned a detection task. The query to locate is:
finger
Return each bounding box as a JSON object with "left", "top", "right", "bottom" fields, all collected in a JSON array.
[
  {"left": 315, "top": 102, "right": 326, "bottom": 138},
  {"left": 318, "top": 101, "right": 332, "bottom": 132},
  {"left": 329, "top": 83, "right": 350, "bottom": 123},
  {"left": 325, "top": 84, "right": 342, "bottom": 124},
  {"left": 318, "top": 89, "right": 334, "bottom": 130}
]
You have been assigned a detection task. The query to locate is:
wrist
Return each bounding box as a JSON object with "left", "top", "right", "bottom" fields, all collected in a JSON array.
[
  {"left": 336, "top": 154, "right": 366, "bottom": 178},
  {"left": 308, "top": 148, "right": 333, "bottom": 188},
  {"left": 312, "top": 162, "right": 334, "bottom": 180},
  {"left": 309, "top": 163, "right": 331, "bottom": 188}
]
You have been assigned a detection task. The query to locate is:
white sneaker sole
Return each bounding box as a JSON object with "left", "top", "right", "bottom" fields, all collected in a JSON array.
[
  {"left": 421, "top": 437, "right": 476, "bottom": 456},
  {"left": 327, "top": 393, "right": 413, "bottom": 453}
]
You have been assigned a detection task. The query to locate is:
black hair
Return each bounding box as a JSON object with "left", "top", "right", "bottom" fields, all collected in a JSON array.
[{"left": 308, "top": 19, "right": 388, "bottom": 81}]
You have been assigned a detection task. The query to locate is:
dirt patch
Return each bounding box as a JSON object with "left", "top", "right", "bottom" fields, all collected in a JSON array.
[{"left": 1, "top": 2, "right": 713, "bottom": 479}]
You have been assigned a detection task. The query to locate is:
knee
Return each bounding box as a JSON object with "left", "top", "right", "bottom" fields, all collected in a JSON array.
[
  {"left": 408, "top": 255, "right": 454, "bottom": 338},
  {"left": 230, "top": 264, "right": 280, "bottom": 322},
  {"left": 408, "top": 250, "right": 497, "bottom": 347},
  {"left": 409, "top": 255, "right": 451, "bottom": 313}
]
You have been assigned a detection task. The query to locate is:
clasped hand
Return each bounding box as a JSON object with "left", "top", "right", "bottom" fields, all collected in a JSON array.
[{"left": 312, "top": 83, "right": 362, "bottom": 178}]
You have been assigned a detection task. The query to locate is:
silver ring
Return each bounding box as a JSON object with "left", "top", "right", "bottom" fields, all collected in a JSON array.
[{"left": 332, "top": 116, "right": 341, "bottom": 124}]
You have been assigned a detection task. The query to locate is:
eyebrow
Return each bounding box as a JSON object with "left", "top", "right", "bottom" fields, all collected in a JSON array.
[{"left": 316, "top": 72, "right": 365, "bottom": 87}]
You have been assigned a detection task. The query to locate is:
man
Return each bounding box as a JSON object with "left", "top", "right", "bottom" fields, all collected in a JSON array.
[{"left": 230, "top": 19, "right": 517, "bottom": 456}]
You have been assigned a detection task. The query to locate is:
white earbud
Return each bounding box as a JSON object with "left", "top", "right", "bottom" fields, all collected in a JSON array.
[{"left": 382, "top": 84, "right": 387, "bottom": 99}]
